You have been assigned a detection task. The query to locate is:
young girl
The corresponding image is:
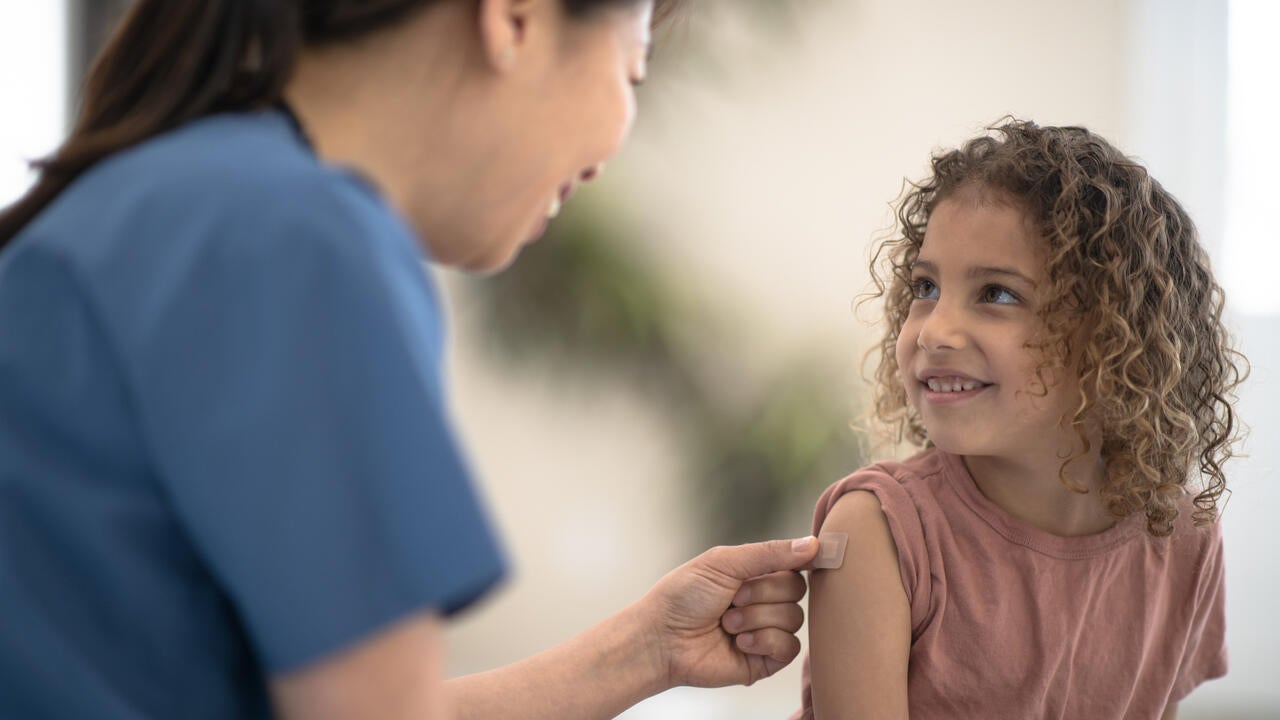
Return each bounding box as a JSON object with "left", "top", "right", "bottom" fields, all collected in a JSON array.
[{"left": 793, "top": 120, "right": 1245, "bottom": 719}]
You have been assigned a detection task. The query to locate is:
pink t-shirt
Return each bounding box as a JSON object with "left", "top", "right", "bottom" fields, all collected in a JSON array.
[{"left": 793, "top": 447, "right": 1227, "bottom": 719}]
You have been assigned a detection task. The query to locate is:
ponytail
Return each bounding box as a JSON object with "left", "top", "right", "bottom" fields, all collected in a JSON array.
[{"left": 0, "top": 0, "right": 302, "bottom": 248}]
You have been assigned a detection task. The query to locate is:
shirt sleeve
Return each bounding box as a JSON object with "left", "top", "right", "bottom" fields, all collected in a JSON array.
[
  {"left": 1171, "top": 520, "right": 1228, "bottom": 701},
  {"left": 109, "top": 178, "right": 506, "bottom": 672},
  {"left": 812, "top": 464, "right": 932, "bottom": 637}
]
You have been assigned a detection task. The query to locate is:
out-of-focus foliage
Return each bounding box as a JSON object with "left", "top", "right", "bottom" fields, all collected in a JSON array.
[
  {"left": 468, "top": 0, "right": 860, "bottom": 547},
  {"left": 465, "top": 204, "right": 707, "bottom": 408},
  {"left": 468, "top": 198, "right": 866, "bottom": 548},
  {"left": 690, "top": 364, "right": 868, "bottom": 545}
]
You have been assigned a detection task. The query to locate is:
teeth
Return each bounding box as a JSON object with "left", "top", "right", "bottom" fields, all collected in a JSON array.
[
  {"left": 547, "top": 194, "right": 562, "bottom": 219},
  {"left": 926, "top": 377, "right": 982, "bottom": 393}
]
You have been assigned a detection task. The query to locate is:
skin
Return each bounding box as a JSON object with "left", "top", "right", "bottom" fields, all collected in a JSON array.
[
  {"left": 895, "top": 187, "right": 1113, "bottom": 537},
  {"left": 287, "top": 0, "right": 651, "bottom": 273},
  {"left": 809, "top": 185, "right": 1178, "bottom": 717},
  {"left": 809, "top": 491, "right": 910, "bottom": 720},
  {"left": 274, "top": 1, "right": 822, "bottom": 718}
]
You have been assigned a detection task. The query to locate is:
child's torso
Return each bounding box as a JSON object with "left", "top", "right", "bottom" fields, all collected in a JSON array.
[{"left": 796, "top": 448, "right": 1226, "bottom": 719}]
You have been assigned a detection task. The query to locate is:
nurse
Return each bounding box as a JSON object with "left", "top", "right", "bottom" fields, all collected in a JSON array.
[{"left": 0, "top": 1, "right": 820, "bottom": 718}]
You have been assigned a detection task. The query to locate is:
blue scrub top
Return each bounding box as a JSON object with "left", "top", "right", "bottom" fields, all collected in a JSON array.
[{"left": 0, "top": 110, "right": 506, "bottom": 718}]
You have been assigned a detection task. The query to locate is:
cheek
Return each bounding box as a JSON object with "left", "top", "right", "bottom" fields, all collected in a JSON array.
[
  {"left": 592, "top": 78, "right": 635, "bottom": 158},
  {"left": 571, "top": 50, "right": 636, "bottom": 154},
  {"left": 1010, "top": 358, "right": 1077, "bottom": 420},
  {"left": 894, "top": 322, "right": 917, "bottom": 387}
]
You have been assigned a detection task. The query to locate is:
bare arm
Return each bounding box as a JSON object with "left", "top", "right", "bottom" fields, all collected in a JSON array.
[
  {"left": 267, "top": 602, "right": 660, "bottom": 720},
  {"left": 448, "top": 605, "right": 663, "bottom": 720},
  {"left": 809, "top": 491, "right": 911, "bottom": 720},
  {"left": 270, "top": 612, "right": 449, "bottom": 720},
  {"left": 270, "top": 538, "right": 817, "bottom": 720},
  {"left": 452, "top": 537, "right": 820, "bottom": 720}
]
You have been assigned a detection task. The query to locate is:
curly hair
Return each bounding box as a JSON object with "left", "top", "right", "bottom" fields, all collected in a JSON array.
[{"left": 867, "top": 118, "right": 1247, "bottom": 537}]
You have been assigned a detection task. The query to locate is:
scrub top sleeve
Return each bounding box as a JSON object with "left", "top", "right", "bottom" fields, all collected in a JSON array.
[{"left": 123, "top": 188, "right": 505, "bottom": 673}]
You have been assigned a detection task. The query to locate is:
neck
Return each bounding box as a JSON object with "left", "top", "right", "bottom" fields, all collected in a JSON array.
[
  {"left": 962, "top": 446, "right": 1115, "bottom": 537},
  {"left": 281, "top": 3, "right": 497, "bottom": 263}
]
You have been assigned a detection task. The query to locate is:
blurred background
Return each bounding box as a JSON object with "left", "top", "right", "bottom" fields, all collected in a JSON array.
[{"left": 2, "top": 1, "right": 1276, "bottom": 717}]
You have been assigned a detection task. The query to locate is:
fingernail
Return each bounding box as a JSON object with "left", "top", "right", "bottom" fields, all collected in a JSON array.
[
  {"left": 724, "top": 609, "right": 743, "bottom": 631},
  {"left": 792, "top": 536, "right": 816, "bottom": 553},
  {"left": 733, "top": 587, "right": 750, "bottom": 606},
  {"left": 738, "top": 632, "right": 755, "bottom": 648}
]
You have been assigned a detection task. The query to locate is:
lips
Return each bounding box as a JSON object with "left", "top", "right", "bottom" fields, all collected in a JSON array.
[
  {"left": 916, "top": 369, "right": 992, "bottom": 396},
  {"left": 925, "top": 376, "right": 984, "bottom": 393},
  {"left": 546, "top": 182, "right": 577, "bottom": 221}
]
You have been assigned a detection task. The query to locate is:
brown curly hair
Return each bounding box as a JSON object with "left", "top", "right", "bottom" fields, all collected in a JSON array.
[{"left": 867, "top": 118, "right": 1247, "bottom": 537}]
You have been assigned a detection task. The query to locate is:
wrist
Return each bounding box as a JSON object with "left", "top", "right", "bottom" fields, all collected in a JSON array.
[{"left": 616, "top": 596, "right": 673, "bottom": 698}]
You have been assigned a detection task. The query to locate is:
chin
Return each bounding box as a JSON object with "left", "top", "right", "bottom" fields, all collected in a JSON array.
[
  {"left": 922, "top": 427, "right": 987, "bottom": 457},
  {"left": 466, "top": 243, "right": 524, "bottom": 276}
]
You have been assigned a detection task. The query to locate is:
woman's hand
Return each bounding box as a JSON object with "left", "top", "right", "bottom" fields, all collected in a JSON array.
[
  {"left": 449, "top": 537, "right": 820, "bottom": 720},
  {"left": 635, "top": 537, "right": 820, "bottom": 689}
]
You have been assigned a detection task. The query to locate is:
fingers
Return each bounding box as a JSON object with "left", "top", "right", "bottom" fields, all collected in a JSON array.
[
  {"left": 734, "top": 627, "right": 802, "bottom": 667},
  {"left": 722, "top": 600, "right": 805, "bottom": 680},
  {"left": 721, "top": 602, "right": 804, "bottom": 636},
  {"left": 731, "top": 570, "right": 806, "bottom": 607},
  {"left": 701, "top": 536, "right": 820, "bottom": 582}
]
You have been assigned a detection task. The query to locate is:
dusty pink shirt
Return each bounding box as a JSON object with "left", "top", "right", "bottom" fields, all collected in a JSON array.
[{"left": 793, "top": 448, "right": 1227, "bottom": 719}]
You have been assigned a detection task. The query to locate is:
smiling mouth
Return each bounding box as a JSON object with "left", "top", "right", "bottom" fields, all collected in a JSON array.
[{"left": 925, "top": 377, "right": 986, "bottom": 393}]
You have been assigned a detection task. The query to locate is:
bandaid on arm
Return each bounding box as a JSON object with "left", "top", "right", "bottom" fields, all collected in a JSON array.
[{"left": 813, "top": 532, "right": 848, "bottom": 570}]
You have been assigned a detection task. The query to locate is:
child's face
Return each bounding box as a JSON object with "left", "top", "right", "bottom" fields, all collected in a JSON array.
[{"left": 895, "top": 190, "right": 1080, "bottom": 461}]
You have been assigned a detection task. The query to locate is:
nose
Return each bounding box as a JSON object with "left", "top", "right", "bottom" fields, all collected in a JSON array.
[
  {"left": 916, "top": 298, "right": 967, "bottom": 353},
  {"left": 579, "top": 163, "right": 604, "bottom": 183}
]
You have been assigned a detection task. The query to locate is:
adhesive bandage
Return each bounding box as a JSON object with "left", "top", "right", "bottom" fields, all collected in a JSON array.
[{"left": 813, "top": 532, "right": 849, "bottom": 570}]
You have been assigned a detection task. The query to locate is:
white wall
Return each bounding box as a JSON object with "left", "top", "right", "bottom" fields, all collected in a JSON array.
[
  {"left": 443, "top": 0, "right": 1194, "bottom": 717},
  {"left": 1, "top": 0, "right": 1270, "bottom": 715},
  {"left": 1124, "top": 1, "right": 1280, "bottom": 714},
  {"left": 0, "top": 2, "right": 67, "bottom": 207}
]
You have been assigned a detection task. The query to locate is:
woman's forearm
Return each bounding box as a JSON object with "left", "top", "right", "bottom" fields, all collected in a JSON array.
[
  {"left": 448, "top": 537, "right": 820, "bottom": 718},
  {"left": 447, "top": 603, "right": 668, "bottom": 720}
]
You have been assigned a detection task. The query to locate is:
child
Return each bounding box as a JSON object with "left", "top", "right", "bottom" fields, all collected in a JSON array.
[{"left": 793, "top": 120, "right": 1245, "bottom": 719}]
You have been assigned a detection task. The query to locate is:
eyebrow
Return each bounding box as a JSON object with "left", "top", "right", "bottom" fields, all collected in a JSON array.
[{"left": 910, "top": 259, "right": 1038, "bottom": 287}]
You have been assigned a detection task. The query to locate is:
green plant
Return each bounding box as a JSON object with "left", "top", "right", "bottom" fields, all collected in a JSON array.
[
  {"left": 466, "top": 199, "right": 866, "bottom": 548},
  {"left": 464, "top": 0, "right": 859, "bottom": 548}
]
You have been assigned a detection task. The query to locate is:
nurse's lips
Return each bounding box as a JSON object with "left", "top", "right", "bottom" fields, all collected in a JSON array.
[
  {"left": 527, "top": 183, "right": 578, "bottom": 244},
  {"left": 549, "top": 182, "right": 579, "bottom": 219}
]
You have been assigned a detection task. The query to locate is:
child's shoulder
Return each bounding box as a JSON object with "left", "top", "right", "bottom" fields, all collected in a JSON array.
[
  {"left": 1157, "top": 494, "right": 1226, "bottom": 568},
  {"left": 814, "top": 447, "right": 954, "bottom": 525},
  {"left": 812, "top": 448, "right": 954, "bottom": 636}
]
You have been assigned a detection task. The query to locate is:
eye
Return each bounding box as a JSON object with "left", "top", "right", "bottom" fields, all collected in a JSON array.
[
  {"left": 979, "top": 285, "right": 1020, "bottom": 304},
  {"left": 911, "top": 277, "right": 939, "bottom": 300}
]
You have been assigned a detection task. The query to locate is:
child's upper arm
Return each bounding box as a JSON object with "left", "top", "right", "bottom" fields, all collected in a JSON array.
[{"left": 809, "top": 490, "right": 911, "bottom": 720}]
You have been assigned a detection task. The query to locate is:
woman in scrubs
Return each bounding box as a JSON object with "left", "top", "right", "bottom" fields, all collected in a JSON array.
[{"left": 0, "top": 1, "right": 820, "bottom": 718}]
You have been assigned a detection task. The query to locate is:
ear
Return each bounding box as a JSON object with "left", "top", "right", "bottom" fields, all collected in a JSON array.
[{"left": 477, "top": 0, "right": 540, "bottom": 73}]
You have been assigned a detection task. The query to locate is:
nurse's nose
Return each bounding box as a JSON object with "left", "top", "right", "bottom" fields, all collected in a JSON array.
[{"left": 916, "top": 297, "right": 968, "bottom": 353}]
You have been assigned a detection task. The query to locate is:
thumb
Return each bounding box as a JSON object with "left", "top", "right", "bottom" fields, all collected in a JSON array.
[{"left": 704, "top": 536, "right": 819, "bottom": 582}]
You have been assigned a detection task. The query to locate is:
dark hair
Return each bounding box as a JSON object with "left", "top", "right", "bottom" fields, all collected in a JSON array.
[
  {"left": 0, "top": 0, "right": 672, "bottom": 248},
  {"left": 866, "top": 118, "right": 1247, "bottom": 537}
]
